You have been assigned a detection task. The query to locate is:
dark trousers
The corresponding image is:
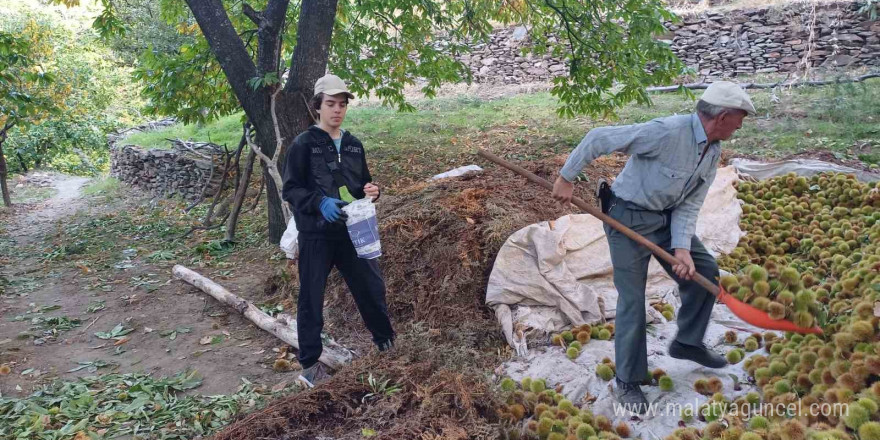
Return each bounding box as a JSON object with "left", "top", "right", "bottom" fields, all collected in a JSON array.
[
  {"left": 297, "top": 237, "right": 394, "bottom": 369},
  {"left": 603, "top": 195, "right": 719, "bottom": 383}
]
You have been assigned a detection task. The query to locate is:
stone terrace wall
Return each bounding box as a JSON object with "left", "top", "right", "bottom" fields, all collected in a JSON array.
[
  {"left": 460, "top": 1, "right": 879, "bottom": 84},
  {"left": 110, "top": 144, "right": 226, "bottom": 201}
]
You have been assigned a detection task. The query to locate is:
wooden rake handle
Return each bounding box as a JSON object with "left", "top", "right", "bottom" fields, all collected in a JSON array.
[{"left": 477, "top": 149, "right": 721, "bottom": 296}]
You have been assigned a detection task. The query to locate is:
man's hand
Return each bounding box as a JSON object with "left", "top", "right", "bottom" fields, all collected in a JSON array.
[
  {"left": 552, "top": 175, "right": 574, "bottom": 207},
  {"left": 673, "top": 248, "right": 696, "bottom": 280},
  {"left": 364, "top": 183, "right": 380, "bottom": 200}
]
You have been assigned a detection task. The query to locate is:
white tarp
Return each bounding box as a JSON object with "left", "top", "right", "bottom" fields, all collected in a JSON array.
[
  {"left": 486, "top": 166, "right": 744, "bottom": 355},
  {"left": 731, "top": 157, "right": 880, "bottom": 183},
  {"left": 492, "top": 159, "right": 869, "bottom": 436},
  {"left": 502, "top": 305, "right": 767, "bottom": 438}
]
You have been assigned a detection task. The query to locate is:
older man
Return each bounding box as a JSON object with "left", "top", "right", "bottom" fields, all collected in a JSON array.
[{"left": 552, "top": 82, "right": 756, "bottom": 413}]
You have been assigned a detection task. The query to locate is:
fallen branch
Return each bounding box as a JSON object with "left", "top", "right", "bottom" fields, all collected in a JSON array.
[
  {"left": 246, "top": 88, "right": 292, "bottom": 223},
  {"left": 172, "top": 265, "right": 351, "bottom": 370},
  {"left": 225, "top": 148, "right": 257, "bottom": 243},
  {"left": 646, "top": 73, "right": 880, "bottom": 93},
  {"left": 203, "top": 144, "right": 233, "bottom": 227}
]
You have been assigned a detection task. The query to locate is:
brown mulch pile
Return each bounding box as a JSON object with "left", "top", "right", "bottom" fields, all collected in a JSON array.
[{"left": 215, "top": 153, "right": 626, "bottom": 440}]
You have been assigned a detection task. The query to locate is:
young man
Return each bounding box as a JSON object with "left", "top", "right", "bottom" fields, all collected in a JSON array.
[
  {"left": 281, "top": 74, "right": 395, "bottom": 388},
  {"left": 551, "top": 81, "right": 755, "bottom": 414}
]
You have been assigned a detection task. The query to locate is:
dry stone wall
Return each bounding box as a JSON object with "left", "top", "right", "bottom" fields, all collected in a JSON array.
[
  {"left": 460, "top": 1, "right": 879, "bottom": 84},
  {"left": 110, "top": 145, "right": 226, "bottom": 201},
  {"left": 109, "top": 119, "right": 226, "bottom": 201}
]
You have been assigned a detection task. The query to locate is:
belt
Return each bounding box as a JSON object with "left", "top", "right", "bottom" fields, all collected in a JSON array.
[{"left": 609, "top": 192, "right": 672, "bottom": 214}]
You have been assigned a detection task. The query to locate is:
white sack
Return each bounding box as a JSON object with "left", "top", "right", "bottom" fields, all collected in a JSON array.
[
  {"left": 279, "top": 217, "right": 299, "bottom": 260},
  {"left": 487, "top": 166, "right": 744, "bottom": 353}
]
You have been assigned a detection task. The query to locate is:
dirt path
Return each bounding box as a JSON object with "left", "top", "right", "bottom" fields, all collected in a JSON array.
[
  {"left": 8, "top": 175, "right": 91, "bottom": 247},
  {"left": 0, "top": 175, "right": 288, "bottom": 397}
]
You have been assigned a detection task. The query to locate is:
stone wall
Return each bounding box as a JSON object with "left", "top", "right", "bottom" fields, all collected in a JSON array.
[
  {"left": 461, "top": 1, "right": 880, "bottom": 84},
  {"left": 110, "top": 143, "right": 225, "bottom": 201}
]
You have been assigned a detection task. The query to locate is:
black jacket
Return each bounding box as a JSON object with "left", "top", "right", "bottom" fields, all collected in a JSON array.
[{"left": 282, "top": 125, "right": 377, "bottom": 239}]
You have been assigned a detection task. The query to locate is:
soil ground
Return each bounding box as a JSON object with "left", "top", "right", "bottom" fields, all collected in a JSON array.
[{"left": 0, "top": 174, "right": 291, "bottom": 397}]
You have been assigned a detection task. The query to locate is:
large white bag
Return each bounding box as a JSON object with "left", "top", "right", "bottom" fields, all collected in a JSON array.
[{"left": 279, "top": 216, "right": 299, "bottom": 260}]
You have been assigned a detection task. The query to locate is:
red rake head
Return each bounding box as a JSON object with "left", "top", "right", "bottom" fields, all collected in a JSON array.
[{"left": 717, "top": 287, "right": 823, "bottom": 335}]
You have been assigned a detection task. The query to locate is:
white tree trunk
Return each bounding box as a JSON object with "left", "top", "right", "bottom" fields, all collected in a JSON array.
[{"left": 172, "top": 264, "right": 350, "bottom": 370}]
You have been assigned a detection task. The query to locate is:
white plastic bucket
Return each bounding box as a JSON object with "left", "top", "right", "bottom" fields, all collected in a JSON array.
[{"left": 341, "top": 198, "right": 382, "bottom": 259}]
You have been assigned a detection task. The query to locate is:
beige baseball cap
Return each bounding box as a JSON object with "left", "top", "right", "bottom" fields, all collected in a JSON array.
[
  {"left": 700, "top": 81, "right": 756, "bottom": 115},
  {"left": 314, "top": 74, "right": 355, "bottom": 99}
]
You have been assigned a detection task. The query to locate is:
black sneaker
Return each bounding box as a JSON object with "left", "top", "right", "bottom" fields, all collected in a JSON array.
[
  {"left": 614, "top": 377, "right": 649, "bottom": 415},
  {"left": 668, "top": 340, "right": 728, "bottom": 368},
  {"left": 377, "top": 339, "right": 394, "bottom": 352},
  {"left": 297, "top": 363, "right": 331, "bottom": 388}
]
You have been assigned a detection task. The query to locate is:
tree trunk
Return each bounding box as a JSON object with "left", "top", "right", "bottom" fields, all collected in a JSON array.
[
  {"left": 0, "top": 123, "right": 13, "bottom": 207},
  {"left": 185, "top": 0, "right": 339, "bottom": 243}
]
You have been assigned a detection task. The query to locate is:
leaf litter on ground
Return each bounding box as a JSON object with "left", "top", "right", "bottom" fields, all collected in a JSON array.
[
  {"left": 0, "top": 370, "right": 299, "bottom": 439},
  {"left": 94, "top": 323, "right": 134, "bottom": 340},
  {"left": 160, "top": 327, "right": 191, "bottom": 340}
]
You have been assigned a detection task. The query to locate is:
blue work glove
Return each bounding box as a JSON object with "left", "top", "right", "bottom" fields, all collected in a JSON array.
[{"left": 319, "top": 197, "right": 348, "bottom": 224}]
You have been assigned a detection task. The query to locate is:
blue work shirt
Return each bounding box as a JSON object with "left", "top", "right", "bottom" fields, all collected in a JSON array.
[{"left": 560, "top": 113, "right": 721, "bottom": 251}]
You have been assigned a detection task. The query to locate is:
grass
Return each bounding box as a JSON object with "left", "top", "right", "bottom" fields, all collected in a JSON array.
[
  {"left": 81, "top": 176, "right": 123, "bottom": 197},
  {"left": 122, "top": 114, "right": 247, "bottom": 150},
  {"left": 9, "top": 185, "right": 57, "bottom": 204},
  {"left": 119, "top": 79, "right": 880, "bottom": 187}
]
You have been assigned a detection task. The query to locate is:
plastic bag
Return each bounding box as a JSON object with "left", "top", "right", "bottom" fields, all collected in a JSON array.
[
  {"left": 279, "top": 216, "right": 299, "bottom": 260},
  {"left": 341, "top": 198, "right": 382, "bottom": 259}
]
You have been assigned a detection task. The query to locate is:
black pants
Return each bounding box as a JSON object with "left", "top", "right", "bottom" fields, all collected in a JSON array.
[{"left": 296, "top": 237, "right": 394, "bottom": 369}]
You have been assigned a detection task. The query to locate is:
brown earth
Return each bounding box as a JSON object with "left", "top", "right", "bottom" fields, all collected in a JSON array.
[{"left": 0, "top": 175, "right": 288, "bottom": 397}]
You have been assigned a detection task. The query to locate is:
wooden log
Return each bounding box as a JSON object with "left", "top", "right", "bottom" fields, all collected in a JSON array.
[{"left": 172, "top": 264, "right": 351, "bottom": 370}]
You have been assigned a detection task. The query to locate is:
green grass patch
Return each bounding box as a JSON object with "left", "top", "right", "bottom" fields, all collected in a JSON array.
[
  {"left": 121, "top": 113, "right": 246, "bottom": 149},
  {"left": 9, "top": 185, "right": 56, "bottom": 204},
  {"left": 81, "top": 176, "right": 122, "bottom": 198},
  {"left": 117, "top": 78, "right": 880, "bottom": 187},
  {"left": 42, "top": 189, "right": 271, "bottom": 273}
]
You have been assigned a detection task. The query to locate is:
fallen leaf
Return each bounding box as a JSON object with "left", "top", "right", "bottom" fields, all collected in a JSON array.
[
  {"left": 272, "top": 382, "right": 288, "bottom": 393},
  {"left": 113, "top": 337, "right": 130, "bottom": 346},
  {"left": 199, "top": 336, "right": 213, "bottom": 345},
  {"left": 252, "top": 349, "right": 266, "bottom": 355},
  {"left": 466, "top": 217, "right": 475, "bottom": 224}
]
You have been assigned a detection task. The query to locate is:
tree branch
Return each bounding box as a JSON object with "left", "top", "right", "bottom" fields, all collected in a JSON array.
[
  {"left": 282, "top": 0, "right": 339, "bottom": 96},
  {"left": 256, "top": 0, "right": 290, "bottom": 74},
  {"left": 185, "top": 0, "right": 262, "bottom": 118},
  {"left": 242, "top": 3, "right": 263, "bottom": 24}
]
